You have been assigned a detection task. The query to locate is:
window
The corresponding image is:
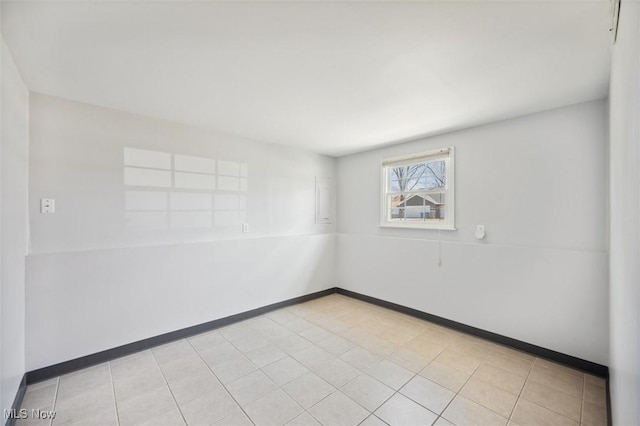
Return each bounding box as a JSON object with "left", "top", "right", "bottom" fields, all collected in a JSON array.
[{"left": 380, "top": 147, "right": 455, "bottom": 230}]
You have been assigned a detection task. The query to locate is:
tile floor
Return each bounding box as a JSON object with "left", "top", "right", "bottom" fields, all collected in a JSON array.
[{"left": 18, "top": 294, "right": 608, "bottom": 426}]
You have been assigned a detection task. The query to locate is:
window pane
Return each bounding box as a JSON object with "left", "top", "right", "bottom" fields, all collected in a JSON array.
[
  {"left": 389, "top": 195, "right": 405, "bottom": 220},
  {"left": 425, "top": 160, "right": 446, "bottom": 189},
  {"left": 388, "top": 164, "right": 426, "bottom": 192},
  {"left": 398, "top": 193, "right": 446, "bottom": 222}
]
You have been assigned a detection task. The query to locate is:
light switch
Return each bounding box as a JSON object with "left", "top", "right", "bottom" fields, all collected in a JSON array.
[
  {"left": 474, "top": 224, "right": 486, "bottom": 239},
  {"left": 41, "top": 199, "right": 55, "bottom": 214}
]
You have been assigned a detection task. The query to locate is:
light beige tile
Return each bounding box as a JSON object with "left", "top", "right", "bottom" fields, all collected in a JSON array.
[
  {"left": 585, "top": 374, "right": 606, "bottom": 388},
  {"left": 433, "top": 417, "right": 454, "bottom": 426},
  {"left": 167, "top": 372, "right": 223, "bottom": 406},
  {"left": 198, "top": 341, "right": 242, "bottom": 366},
  {"left": 493, "top": 345, "right": 535, "bottom": 362},
  {"left": 417, "top": 328, "right": 456, "bottom": 347},
  {"left": 316, "top": 334, "right": 356, "bottom": 356},
  {"left": 231, "top": 334, "right": 270, "bottom": 353},
  {"left": 340, "top": 347, "right": 382, "bottom": 370},
  {"left": 521, "top": 380, "right": 581, "bottom": 421},
  {"left": 26, "top": 378, "right": 58, "bottom": 392},
  {"left": 473, "top": 364, "right": 526, "bottom": 395},
  {"left": 534, "top": 359, "right": 585, "bottom": 379},
  {"left": 315, "top": 358, "right": 360, "bottom": 387},
  {"left": 67, "top": 407, "right": 118, "bottom": 426},
  {"left": 16, "top": 411, "right": 54, "bottom": 426},
  {"left": 208, "top": 354, "right": 257, "bottom": 384},
  {"left": 359, "top": 336, "right": 398, "bottom": 357},
  {"left": 57, "top": 364, "right": 111, "bottom": 402},
  {"left": 341, "top": 375, "right": 394, "bottom": 411},
  {"left": 54, "top": 384, "right": 115, "bottom": 425},
  {"left": 400, "top": 375, "right": 455, "bottom": 415},
  {"left": 226, "top": 370, "right": 278, "bottom": 406},
  {"left": 404, "top": 337, "right": 445, "bottom": 360},
  {"left": 21, "top": 383, "right": 57, "bottom": 411},
  {"left": 374, "top": 393, "right": 438, "bottom": 426},
  {"left": 244, "top": 344, "right": 287, "bottom": 367},
  {"left": 442, "top": 395, "right": 508, "bottom": 426},
  {"left": 300, "top": 325, "right": 336, "bottom": 344},
  {"left": 152, "top": 340, "right": 194, "bottom": 365},
  {"left": 367, "top": 360, "right": 414, "bottom": 390},
  {"left": 448, "top": 338, "right": 492, "bottom": 360},
  {"left": 292, "top": 345, "right": 335, "bottom": 370},
  {"left": 485, "top": 350, "right": 534, "bottom": 377},
  {"left": 283, "top": 318, "right": 315, "bottom": 333},
  {"left": 434, "top": 350, "right": 482, "bottom": 375},
  {"left": 420, "top": 361, "right": 470, "bottom": 392},
  {"left": 511, "top": 398, "right": 578, "bottom": 426},
  {"left": 187, "top": 330, "right": 226, "bottom": 352},
  {"left": 113, "top": 370, "right": 167, "bottom": 403},
  {"left": 528, "top": 365, "right": 583, "bottom": 398},
  {"left": 268, "top": 310, "right": 298, "bottom": 325},
  {"left": 387, "top": 348, "right": 432, "bottom": 373},
  {"left": 219, "top": 324, "right": 260, "bottom": 343},
  {"left": 142, "top": 408, "right": 185, "bottom": 425},
  {"left": 460, "top": 376, "right": 518, "bottom": 418},
  {"left": 179, "top": 387, "right": 240, "bottom": 426},
  {"left": 110, "top": 351, "right": 158, "bottom": 382},
  {"left": 308, "top": 391, "right": 369, "bottom": 426},
  {"left": 286, "top": 412, "right": 321, "bottom": 426},
  {"left": 282, "top": 372, "right": 335, "bottom": 409},
  {"left": 160, "top": 354, "right": 211, "bottom": 384},
  {"left": 117, "top": 386, "right": 176, "bottom": 426},
  {"left": 274, "top": 335, "right": 315, "bottom": 355},
  {"left": 212, "top": 405, "right": 253, "bottom": 425},
  {"left": 257, "top": 323, "right": 295, "bottom": 342},
  {"left": 244, "top": 389, "right": 303, "bottom": 426},
  {"left": 262, "top": 356, "right": 309, "bottom": 386},
  {"left": 582, "top": 400, "right": 607, "bottom": 426},
  {"left": 359, "top": 415, "right": 388, "bottom": 426},
  {"left": 584, "top": 380, "right": 607, "bottom": 407}
]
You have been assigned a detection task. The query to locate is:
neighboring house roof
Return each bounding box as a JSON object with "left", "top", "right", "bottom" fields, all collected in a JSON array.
[{"left": 392, "top": 193, "right": 443, "bottom": 208}]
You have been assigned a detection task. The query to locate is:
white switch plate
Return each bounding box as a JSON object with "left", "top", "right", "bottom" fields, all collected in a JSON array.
[
  {"left": 242, "top": 223, "right": 249, "bottom": 233},
  {"left": 41, "top": 199, "right": 55, "bottom": 214},
  {"left": 474, "top": 224, "right": 486, "bottom": 239}
]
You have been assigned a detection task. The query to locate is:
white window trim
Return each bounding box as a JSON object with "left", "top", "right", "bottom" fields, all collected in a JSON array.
[{"left": 379, "top": 146, "right": 456, "bottom": 230}]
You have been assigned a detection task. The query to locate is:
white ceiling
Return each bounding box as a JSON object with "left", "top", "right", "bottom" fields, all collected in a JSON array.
[{"left": 2, "top": 1, "right": 612, "bottom": 156}]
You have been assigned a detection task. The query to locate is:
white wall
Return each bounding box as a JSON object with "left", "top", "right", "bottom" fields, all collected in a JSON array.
[
  {"left": 337, "top": 100, "right": 609, "bottom": 364},
  {"left": 26, "top": 94, "right": 336, "bottom": 370},
  {"left": 608, "top": 1, "right": 640, "bottom": 425},
  {"left": 1, "top": 38, "right": 29, "bottom": 413}
]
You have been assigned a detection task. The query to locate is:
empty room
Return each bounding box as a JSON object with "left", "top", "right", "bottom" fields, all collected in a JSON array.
[{"left": 1, "top": 1, "right": 638, "bottom": 425}]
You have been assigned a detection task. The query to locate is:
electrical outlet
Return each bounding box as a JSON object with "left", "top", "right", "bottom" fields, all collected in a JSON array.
[
  {"left": 41, "top": 199, "right": 55, "bottom": 214},
  {"left": 242, "top": 223, "right": 249, "bottom": 233}
]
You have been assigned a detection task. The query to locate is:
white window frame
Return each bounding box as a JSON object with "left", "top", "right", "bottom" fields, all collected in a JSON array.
[{"left": 379, "top": 146, "right": 456, "bottom": 230}]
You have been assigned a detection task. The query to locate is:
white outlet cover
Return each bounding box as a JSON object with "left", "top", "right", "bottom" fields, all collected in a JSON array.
[{"left": 41, "top": 199, "right": 55, "bottom": 214}]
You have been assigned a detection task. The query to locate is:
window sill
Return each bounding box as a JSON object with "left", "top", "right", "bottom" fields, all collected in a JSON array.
[{"left": 378, "top": 223, "right": 457, "bottom": 231}]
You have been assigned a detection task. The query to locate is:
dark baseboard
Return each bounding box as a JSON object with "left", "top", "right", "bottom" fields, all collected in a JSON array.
[
  {"left": 25, "top": 285, "right": 609, "bottom": 391},
  {"left": 26, "top": 287, "right": 338, "bottom": 385},
  {"left": 4, "top": 374, "right": 27, "bottom": 426},
  {"left": 336, "top": 288, "right": 609, "bottom": 378}
]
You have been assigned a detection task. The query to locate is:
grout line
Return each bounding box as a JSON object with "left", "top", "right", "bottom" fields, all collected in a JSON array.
[
  {"left": 149, "top": 345, "right": 189, "bottom": 426},
  {"left": 506, "top": 354, "right": 536, "bottom": 421},
  {"left": 49, "top": 377, "right": 60, "bottom": 426},
  {"left": 106, "top": 362, "right": 121, "bottom": 426},
  {"left": 185, "top": 336, "right": 256, "bottom": 425}
]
